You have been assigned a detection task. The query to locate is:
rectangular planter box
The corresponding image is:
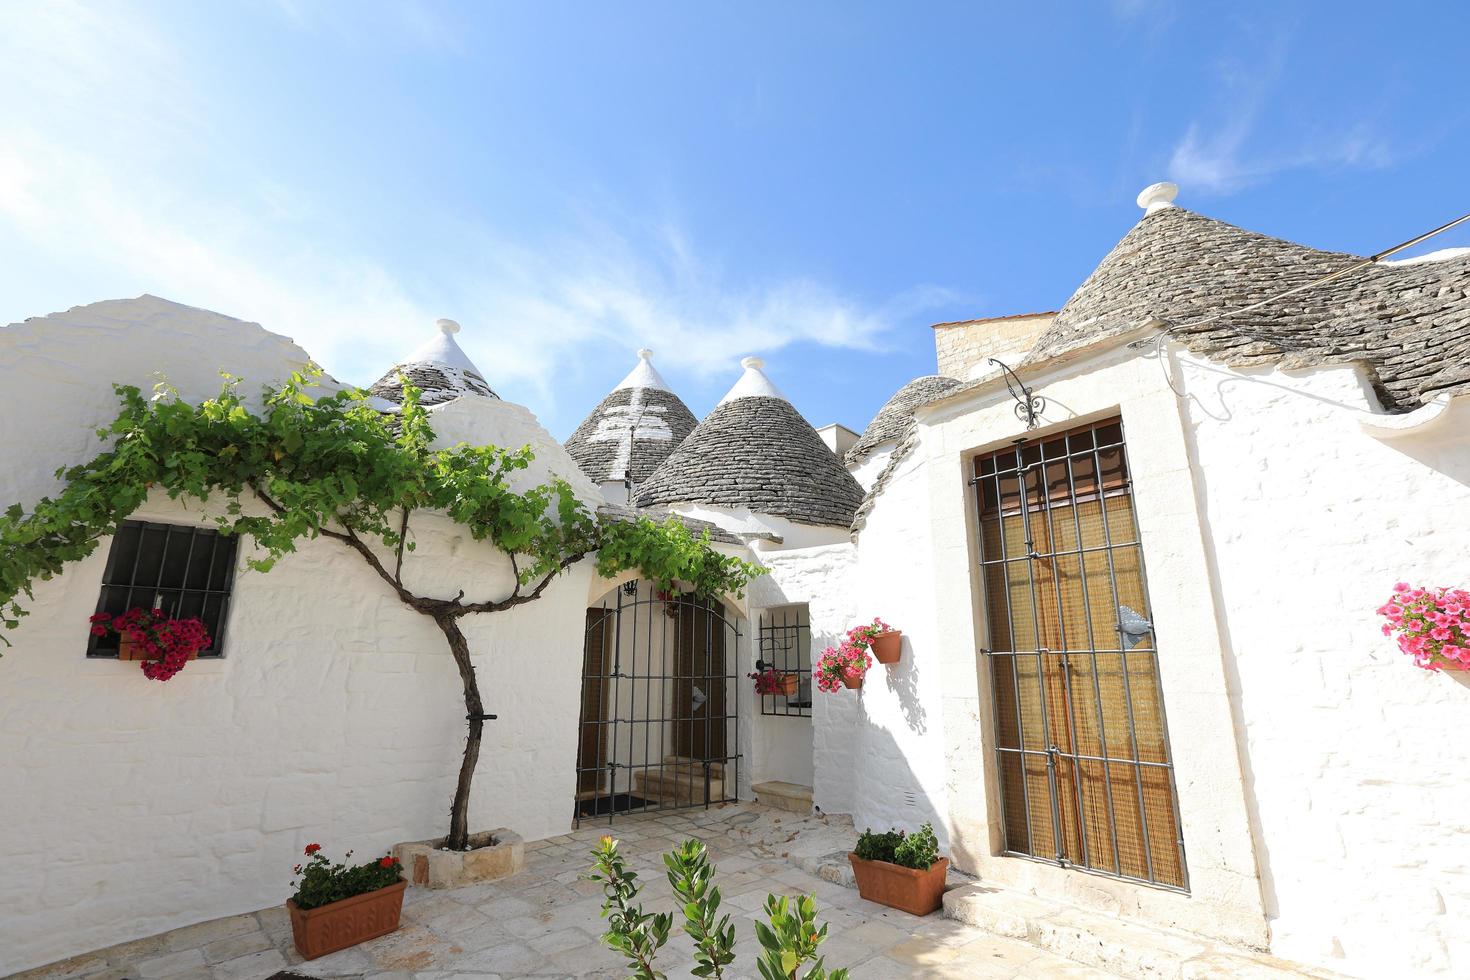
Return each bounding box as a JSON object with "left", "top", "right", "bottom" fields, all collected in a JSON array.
[
  {"left": 287, "top": 879, "right": 407, "bottom": 959},
  {"left": 848, "top": 853, "right": 949, "bottom": 916}
]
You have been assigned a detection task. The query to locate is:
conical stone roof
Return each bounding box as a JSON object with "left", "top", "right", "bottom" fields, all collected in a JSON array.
[
  {"left": 565, "top": 349, "right": 699, "bottom": 485},
  {"left": 1024, "top": 205, "right": 1470, "bottom": 411},
  {"left": 636, "top": 357, "right": 865, "bottom": 528},
  {"left": 368, "top": 318, "right": 498, "bottom": 406},
  {"left": 847, "top": 375, "right": 961, "bottom": 465}
]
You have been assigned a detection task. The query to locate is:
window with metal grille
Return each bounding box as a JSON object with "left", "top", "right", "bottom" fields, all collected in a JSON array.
[
  {"left": 972, "top": 418, "right": 1188, "bottom": 891},
  {"left": 86, "top": 520, "right": 239, "bottom": 658},
  {"left": 755, "top": 605, "right": 812, "bottom": 717}
]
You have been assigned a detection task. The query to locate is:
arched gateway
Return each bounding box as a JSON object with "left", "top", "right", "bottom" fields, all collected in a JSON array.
[{"left": 574, "top": 581, "right": 742, "bottom": 826}]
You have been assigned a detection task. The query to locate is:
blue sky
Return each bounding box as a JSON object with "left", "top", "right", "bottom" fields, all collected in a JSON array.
[{"left": 2, "top": 1, "right": 1467, "bottom": 439}]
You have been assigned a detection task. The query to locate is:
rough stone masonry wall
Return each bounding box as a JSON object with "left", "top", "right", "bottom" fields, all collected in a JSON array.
[
  {"left": 1178, "top": 353, "right": 1470, "bottom": 978},
  {"left": 933, "top": 313, "right": 1055, "bottom": 382}
]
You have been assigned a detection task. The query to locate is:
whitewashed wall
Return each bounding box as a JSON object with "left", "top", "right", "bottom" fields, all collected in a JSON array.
[
  {"left": 0, "top": 299, "right": 598, "bottom": 973},
  {"left": 1177, "top": 352, "right": 1470, "bottom": 978}
]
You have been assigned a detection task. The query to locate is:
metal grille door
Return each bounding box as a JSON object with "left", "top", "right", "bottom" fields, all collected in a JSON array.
[
  {"left": 972, "top": 418, "right": 1188, "bottom": 891},
  {"left": 574, "top": 581, "right": 741, "bottom": 826}
]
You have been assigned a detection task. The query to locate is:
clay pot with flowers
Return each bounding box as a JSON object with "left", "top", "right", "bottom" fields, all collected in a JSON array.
[
  {"left": 748, "top": 666, "right": 799, "bottom": 697},
  {"left": 848, "top": 617, "right": 901, "bottom": 664},
  {"left": 1378, "top": 583, "right": 1470, "bottom": 671},
  {"left": 816, "top": 642, "right": 871, "bottom": 692},
  {"left": 287, "top": 843, "right": 406, "bottom": 959},
  {"left": 88, "top": 608, "right": 211, "bottom": 681}
]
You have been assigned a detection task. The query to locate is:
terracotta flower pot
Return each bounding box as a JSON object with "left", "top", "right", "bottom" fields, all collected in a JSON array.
[
  {"left": 848, "top": 853, "right": 949, "bottom": 916},
  {"left": 777, "top": 673, "right": 800, "bottom": 696},
  {"left": 287, "top": 879, "right": 407, "bottom": 959},
  {"left": 117, "top": 636, "right": 199, "bottom": 662},
  {"left": 841, "top": 672, "right": 863, "bottom": 690},
  {"left": 869, "top": 630, "right": 902, "bottom": 664}
]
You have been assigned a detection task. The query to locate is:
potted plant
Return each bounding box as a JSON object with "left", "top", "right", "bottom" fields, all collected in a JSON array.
[
  {"left": 848, "top": 823, "right": 949, "bottom": 915},
  {"left": 748, "top": 666, "right": 799, "bottom": 696},
  {"left": 816, "top": 642, "right": 870, "bottom": 692},
  {"left": 88, "top": 608, "right": 211, "bottom": 681},
  {"left": 848, "top": 617, "right": 901, "bottom": 664},
  {"left": 287, "top": 844, "right": 407, "bottom": 959},
  {"left": 1379, "top": 583, "right": 1470, "bottom": 671}
]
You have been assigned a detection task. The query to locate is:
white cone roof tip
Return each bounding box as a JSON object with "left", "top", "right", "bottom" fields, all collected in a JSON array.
[
  {"left": 717, "top": 355, "right": 788, "bottom": 405},
  {"left": 612, "top": 347, "right": 672, "bottom": 392},
  {"left": 397, "top": 317, "right": 485, "bottom": 377}
]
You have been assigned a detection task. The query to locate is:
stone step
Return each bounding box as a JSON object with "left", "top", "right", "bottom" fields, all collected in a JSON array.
[
  {"left": 634, "top": 767, "right": 726, "bottom": 805},
  {"left": 660, "top": 755, "right": 726, "bottom": 778},
  {"left": 942, "top": 883, "right": 1347, "bottom": 980},
  {"left": 752, "top": 780, "right": 814, "bottom": 815}
]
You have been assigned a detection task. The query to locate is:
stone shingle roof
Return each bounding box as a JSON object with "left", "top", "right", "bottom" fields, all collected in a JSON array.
[
  {"left": 565, "top": 385, "right": 699, "bottom": 485},
  {"left": 846, "top": 375, "right": 961, "bottom": 465},
  {"left": 1023, "top": 206, "right": 1470, "bottom": 411},
  {"left": 368, "top": 320, "right": 498, "bottom": 407},
  {"left": 636, "top": 395, "right": 865, "bottom": 528}
]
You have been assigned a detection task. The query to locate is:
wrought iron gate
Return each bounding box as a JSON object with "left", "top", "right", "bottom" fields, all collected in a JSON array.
[
  {"left": 973, "top": 418, "right": 1189, "bottom": 891},
  {"left": 574, "top": 581, "right": 741, "bottom": 826}
]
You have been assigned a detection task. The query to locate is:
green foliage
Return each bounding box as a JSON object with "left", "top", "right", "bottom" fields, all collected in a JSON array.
[
  {"left": 587, "top": 835, "right": 672, "bottom": 979},
  {"left": 587, "top": 837, "right": 849, "bottom": 980},
  {"left": 893, "top": 823, "right": 940, "bottom": 871},
  {"left": 289, "top": 846, "right": 402, "bottom": 911},
  {"left": 753, "top": 894, "right": 848, "bottom": 980},
  {"left": 853, "top": 828, "right": 905, "bottom": 864},
  {"left": 0, "top": 371, "right": 759, "bottom": 642},
  {"left": 663, "top": 839, "right": 736, "bottom": 978},
  {"left": 854, "top": 823, "right": 940, "bottom": 871}
]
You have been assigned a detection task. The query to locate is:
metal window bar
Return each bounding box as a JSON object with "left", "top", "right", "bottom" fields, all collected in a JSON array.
[
  {"left": 574, "top": 581, "right": 742, "bottom": 826},
  {"left": 87, "top": 520, "right": 238, "bottom": 658},
  {"left": 755, "top": 605, "right": 813, "bottom": 717},
  {"left": 974, "top": 419, "right": 1189, "bottom": 892}
]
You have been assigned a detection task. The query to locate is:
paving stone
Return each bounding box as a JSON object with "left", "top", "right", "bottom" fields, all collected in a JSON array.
[
  {"left": 163, "top": 913, "right": 262, "bottom": 951},
  {"left": 209, "top": 947, "right": 288, "bottom": 980},
  {"left": 134, "top": 948, "right": 207, "bottom": 979},
  {"left": 201, "top": 929, "right": 275, "bottom": 964}
]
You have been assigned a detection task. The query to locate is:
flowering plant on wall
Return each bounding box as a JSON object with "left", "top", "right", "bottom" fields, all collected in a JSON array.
[
  {"left": 747, "top": 667, "right": 797, "bottom": 695},
  {"left": 89, "top": 607, "right": 212, "bottom": 681},
  {"left": 815, "top": 642, "right": 871, "bottom": 692},
  {"left": 845, "top": 617, "right": 893, "bottom": 650},
  {"left": 1378, "top": 583, "right": 1470, "bottom": 671}
]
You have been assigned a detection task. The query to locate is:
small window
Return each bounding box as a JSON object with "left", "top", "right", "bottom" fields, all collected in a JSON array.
[
  {"left": 87, "top": 520, "right": 239, "bottom": 658},
  {"left": 756, "top": 604, "right": 812, "bottom": 717}
]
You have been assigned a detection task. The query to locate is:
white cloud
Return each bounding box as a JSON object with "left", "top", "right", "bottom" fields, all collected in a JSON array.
[
  {"left": 0, "top": 0, "right": 944, "bottom": 419},
  {"left": 1163, "top": 34, "right": 1395, "bottom": 196}
]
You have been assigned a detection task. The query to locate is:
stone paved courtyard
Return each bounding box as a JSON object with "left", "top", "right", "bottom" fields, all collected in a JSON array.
[{"left": 17, "top": 802, "right": 1126, "bottom": 980}]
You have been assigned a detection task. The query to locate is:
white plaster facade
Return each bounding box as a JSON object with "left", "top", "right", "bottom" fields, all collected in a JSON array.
[{"left": 0, "top": 300, "right": 600, "bottom": 974}]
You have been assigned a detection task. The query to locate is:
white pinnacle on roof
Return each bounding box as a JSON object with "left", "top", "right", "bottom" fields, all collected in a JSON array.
[
  {"left": 1136, "top": 181, "right": 1179, "bottom": 214},
  {"left": 613, "top": 348, "right": 672, "bottom": 392},
  {"left": 368, "top": 317, "right": 497, "bottom": 404},
  {"left": 717, "top": 356, "right": 787, "bottom": 405}
]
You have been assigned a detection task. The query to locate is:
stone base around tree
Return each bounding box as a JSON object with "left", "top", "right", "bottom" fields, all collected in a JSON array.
[{"left": 393, "top": 829, "right": 524, "bottom": 889}]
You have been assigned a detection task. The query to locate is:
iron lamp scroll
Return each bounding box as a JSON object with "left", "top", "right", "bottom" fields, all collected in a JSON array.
[{"left": 987, "top": 358, "right": 1045, "bottom": 430}]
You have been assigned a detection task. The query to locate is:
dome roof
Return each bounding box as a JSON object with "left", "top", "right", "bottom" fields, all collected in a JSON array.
[
  {"left": 1024, "top": 205, "right": 1470, "bottom": 411},
  {"left": 368, "top": 318, "right": 498, "bottom": 406},
  {"left": 565, "top": 350, "right": 699, "bottom": 486},
  {"left": 636, "top": 358, "right": 865, "bottom": 528},
  {"left": 846, "top": 375, "right": 961, "bottom": 465}
]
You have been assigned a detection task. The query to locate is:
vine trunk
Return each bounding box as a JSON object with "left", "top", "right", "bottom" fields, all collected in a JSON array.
[{"left": 433, "top": 612, "right": 483, "bottom": 852}]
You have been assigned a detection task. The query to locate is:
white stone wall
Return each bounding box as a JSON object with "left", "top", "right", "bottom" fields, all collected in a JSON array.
[
  {"left": 1176, "top": 353, "right": 1470, "bottom": 978},
  {"left": 0, "top": 299, "right": 599, "bottom": 973}
]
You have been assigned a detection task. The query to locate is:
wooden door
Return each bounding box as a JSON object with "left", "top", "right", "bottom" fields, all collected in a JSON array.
[{"left": 577, "top": 608, "right": 611, "bottom": 795}]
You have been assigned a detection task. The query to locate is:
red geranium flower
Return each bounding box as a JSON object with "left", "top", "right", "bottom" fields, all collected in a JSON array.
[
  {"left": 304, "top": 843, "right": 322, "bottom": 855},
  {"left": 379, "top": 855, "right": 396, "bottom": 868}
]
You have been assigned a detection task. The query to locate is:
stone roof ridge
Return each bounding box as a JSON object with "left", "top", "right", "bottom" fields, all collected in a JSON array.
[
  {"left": 1015, "top": 203, "right": 1470, "bottom": 412},
  {"left": 718, "top": 356, "right": 788, "bottom": 405},
  {"left": 846, "top": 375, "right": 962, "bottom": 465},
  {"left": 368, "top": 318, "right": 499, "bottom": 406}
]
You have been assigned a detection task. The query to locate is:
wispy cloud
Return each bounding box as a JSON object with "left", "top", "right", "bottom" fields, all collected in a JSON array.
[
  {"left": 0, "top": 1, "right": 943, "bottom": 420},
  {"left": 1164, "top": 30, "right": 1396, "bottom": 195}
]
